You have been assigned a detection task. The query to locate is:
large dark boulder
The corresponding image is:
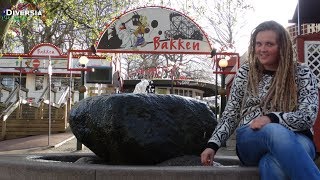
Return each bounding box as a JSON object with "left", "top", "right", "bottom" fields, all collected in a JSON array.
[{"left": 69, "top": 93, "right": 217, "bottom": 165}]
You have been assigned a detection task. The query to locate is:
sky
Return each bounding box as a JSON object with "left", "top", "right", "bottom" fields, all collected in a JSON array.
[{"left": 236, "top": 0, "right": 298, "bottom": 54}]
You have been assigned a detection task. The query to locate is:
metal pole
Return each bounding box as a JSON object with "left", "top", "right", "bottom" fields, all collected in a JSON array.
[
  {"left": 297, "top": 0, "right": 301, "bottom": 35},
  {"left": 19, "top": 60, "right": 22, "bottom": 99},
  {"left": 48, "top": 56, "right": 52, "bottom": 146},
  {"left": 220, "top": 71, "right": 227, "bottom": 148},
  {"left": 77, "top": 70, "right": 85, "bottom": 150},
  {"left": 18, "top": 60, "right": 22, "bottom": 115},
  {"left": 69, "top": 71, "right": 72, "bottom": 111},
  {"left": 171, "top": 68, "right": 174, "bottom": 94},
  {"left": 220, "top": 73, "right": 226, "bottom": 117},
  {"left": 215, "top": 58, "right": 218, "bottom": 120}
]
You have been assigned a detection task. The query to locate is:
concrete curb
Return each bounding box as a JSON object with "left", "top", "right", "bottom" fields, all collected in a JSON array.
[{"left": 0, "top": 153, "right": 260, "bottom": 180}]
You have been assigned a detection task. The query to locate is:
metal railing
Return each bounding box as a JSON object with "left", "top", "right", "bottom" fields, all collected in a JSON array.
[{"left": 0, "top": 84, "right": 29, "bottom": 140}]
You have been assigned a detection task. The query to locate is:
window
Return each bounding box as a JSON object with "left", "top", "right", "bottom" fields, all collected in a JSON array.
[
  {"left": 179, "top": 89, "right": 183, "bottom": 96},
  {"left": 1, "top": 76, "right": 26, "bottom": 89},
  {"left": 1, "top": 77, "right": 15, "bottom": 89},
  {"left": 156, "top": 88, "right": 167, "bottom": 94}
]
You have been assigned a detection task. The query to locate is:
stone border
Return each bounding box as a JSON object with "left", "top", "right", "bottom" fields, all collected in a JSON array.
[{"left": 0, "top": 153, "right": 259, "bottom": 180}]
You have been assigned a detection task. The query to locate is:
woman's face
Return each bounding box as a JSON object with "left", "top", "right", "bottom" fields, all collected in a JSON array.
[{"left": 255, "top": 30, "right": 279, "bottom": 71}]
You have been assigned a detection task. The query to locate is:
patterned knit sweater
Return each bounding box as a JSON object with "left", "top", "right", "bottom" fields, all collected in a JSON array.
[{"left": 207, "top": 63, "right": 319, "bottom": 152}]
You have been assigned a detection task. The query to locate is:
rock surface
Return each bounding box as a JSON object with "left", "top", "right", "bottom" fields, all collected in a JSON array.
[{"left": 69, "top": 93, "right": 217, "bottom": 165}]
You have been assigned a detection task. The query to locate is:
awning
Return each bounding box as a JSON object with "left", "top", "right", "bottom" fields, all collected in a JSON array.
[{"left": 289, "top": 0, "right": 320, "bottom": 24}]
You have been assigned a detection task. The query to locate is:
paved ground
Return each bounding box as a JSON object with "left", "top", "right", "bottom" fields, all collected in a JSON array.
[{"left": 0, "top": 130, "right": 91, "bottom": 155}]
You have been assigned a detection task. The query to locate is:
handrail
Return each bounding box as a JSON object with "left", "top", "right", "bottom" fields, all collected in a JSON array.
[
  {"left": 31, "top": 86, "right": 61, "bottom": 108},
  {"left": 36, "top": 86, "right": 49, "bottom": 104},
  {"left": 1, "top": 98, "right": 22, "bottom": 140},
  {"left": 20, "top": 87, "right": 29, "bottom": 97},
  {"left": 3, "top": 84, "right": 19, "bottom": 106},
  {"left": 0, "top": 85, "right": 70, "bottom": 140},
  {"left": 2, "top": 83, "right": 29, "bottom": 107},
  {"left": 0, "top": 84, "right": 12, "bottom": 92},
  {"left": 0, "top": 85, "right": 12, "bottom": 106},
  {"left": 1, "top": 99, "right": 21, "bottom": 121},
  {"left": 56, "top": 86, "right": 70, "bottom": 107}
]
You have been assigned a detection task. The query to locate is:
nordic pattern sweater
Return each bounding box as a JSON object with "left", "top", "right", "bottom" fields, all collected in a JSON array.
[{"left": 207, "top": 63, "right": 319, "bottom": 152}]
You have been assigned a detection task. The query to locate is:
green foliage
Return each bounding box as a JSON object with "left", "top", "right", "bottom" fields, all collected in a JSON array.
[
  {"left": 3, "top": 0, "right": 140, "bottom": 53},
  {"left": 0, "top": 0, "right": 19, "bottom": 50}
]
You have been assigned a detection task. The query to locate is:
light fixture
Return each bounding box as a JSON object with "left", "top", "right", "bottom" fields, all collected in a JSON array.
[
  {"left": 218, "top": 59, "right": 228, "bottom": 68},
  {"left": 79, "top": 56, "right": 89, "bottom": 67}
]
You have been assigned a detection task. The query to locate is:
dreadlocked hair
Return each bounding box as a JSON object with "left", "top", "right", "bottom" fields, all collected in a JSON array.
[{"left": 246, "top": 20, "right": 297, "bottom": 113}]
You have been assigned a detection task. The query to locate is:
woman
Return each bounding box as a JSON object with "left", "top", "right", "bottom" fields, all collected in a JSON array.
[{"left": 201, "top": 20, "right": 320, "bottom": 179}]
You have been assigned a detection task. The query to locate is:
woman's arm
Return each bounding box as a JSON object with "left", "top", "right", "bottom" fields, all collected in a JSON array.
[
  {"left": 266, "top": 64, "right": 319, "bottom": 131},
  {"left": 207, "top": 64, "right": 249, "bottom": 151}
]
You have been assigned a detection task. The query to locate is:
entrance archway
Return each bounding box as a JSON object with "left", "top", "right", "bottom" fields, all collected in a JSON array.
[{"left": 96, "top": 6, "right": 213, "bottom": 55}]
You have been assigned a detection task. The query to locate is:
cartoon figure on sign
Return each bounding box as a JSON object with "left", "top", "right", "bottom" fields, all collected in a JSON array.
[
  {"left": 116, "top": 14, "right": 151, "bottom": 48},
  {"left": 133, "top": 15, "right": 150, "bottom": 47},
  {"left": 118, "top": 23, "right": 135, "bottom": 49},
  {"left": 106, "top": 27, "right": 122, "bottom": 49}
]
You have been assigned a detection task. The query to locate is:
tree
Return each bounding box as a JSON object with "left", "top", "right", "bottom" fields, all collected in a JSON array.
[
  {"left": 2, "top": 0, "right": 139, "bottom": 53},
  {"left": 0, "top": 0, "right": 19, "bottom": 50},
  {"left": 188, "top": 0, "right": 253, "bottom": 52}
]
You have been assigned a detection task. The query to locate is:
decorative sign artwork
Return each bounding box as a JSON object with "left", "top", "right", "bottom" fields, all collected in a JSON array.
[
  {"left": 0, "top": 43, "right": 69, "bottom": 74},
  {"left": 97, "top": 6, "right": 212, "bottom": 54},
  {"left": 29, "top": 43, "right": 62, "bottom": 56}
]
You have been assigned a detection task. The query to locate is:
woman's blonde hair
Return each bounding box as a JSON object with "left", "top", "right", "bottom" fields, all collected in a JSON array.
[{"left": 247, "top": 20, "right": 297, "bottom": 113}]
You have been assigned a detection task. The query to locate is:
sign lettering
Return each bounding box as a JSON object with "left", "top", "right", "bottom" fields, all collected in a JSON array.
[{"left": 153, "top": 37, "right": 200, "bottom": 51}]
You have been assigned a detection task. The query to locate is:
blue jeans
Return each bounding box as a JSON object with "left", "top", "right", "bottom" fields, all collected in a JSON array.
[{"left": 236, "top": 123, "right": 320, "bottom": 180}]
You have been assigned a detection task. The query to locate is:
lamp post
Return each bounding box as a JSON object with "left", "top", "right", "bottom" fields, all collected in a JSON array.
[
  {"left": 212, "top": 52, "right": 240, "bottom": 148},
  {"left": 77, "top": 55, "right": 89, "bottom": 150},
  {"left": 48, "top": 56, "right": 52, "bottom": 146},
  {"left": 217, "top": 57, "right": 229, "bottom": 148},
  {"left": 78, "top": 56, "right": 89, "bottom": 100},
  {"left": 218, "top": 58, "right": 229, "bottom": 118}
]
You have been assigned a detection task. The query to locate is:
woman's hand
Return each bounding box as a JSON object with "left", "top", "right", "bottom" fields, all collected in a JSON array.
[
  {"left": 201, "top": 148, "right": 216, "bottom": 166},
  {"left": 249, "top": 116, "right": 271, "bottom": 130}
]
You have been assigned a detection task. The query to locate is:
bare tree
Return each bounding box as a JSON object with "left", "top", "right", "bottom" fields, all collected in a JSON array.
[{"left": 189, "top": 0, "right": 253, "bottom": 52}]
